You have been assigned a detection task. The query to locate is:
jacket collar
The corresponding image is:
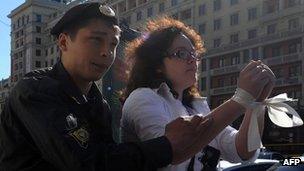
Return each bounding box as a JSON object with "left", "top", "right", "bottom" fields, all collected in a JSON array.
[{"left": 51, "top": 61, "right": 103, "bottom": 104}]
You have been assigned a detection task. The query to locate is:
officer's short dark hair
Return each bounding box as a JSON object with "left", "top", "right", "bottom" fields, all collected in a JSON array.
[{"left": 51, "top": 2, "right": 119, "bottom": 40}]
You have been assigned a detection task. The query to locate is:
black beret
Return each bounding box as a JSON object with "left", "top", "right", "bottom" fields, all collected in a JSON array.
[{"left": 50, "top": 2, "right": 118, "bottom": 37}]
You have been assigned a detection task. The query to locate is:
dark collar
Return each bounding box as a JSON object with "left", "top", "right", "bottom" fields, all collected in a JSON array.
[{"left": 51, "top": 61, "right": 103, "bottom": 105}]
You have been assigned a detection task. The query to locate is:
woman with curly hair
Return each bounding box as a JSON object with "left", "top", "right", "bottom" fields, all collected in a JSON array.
[{"left": 120, "top": 17, "right": 274, "bottom": 170}]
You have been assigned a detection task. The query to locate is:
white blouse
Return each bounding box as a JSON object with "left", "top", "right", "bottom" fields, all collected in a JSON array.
[{"left": 121, "top": 83, "right": 259, "bottom": 171}]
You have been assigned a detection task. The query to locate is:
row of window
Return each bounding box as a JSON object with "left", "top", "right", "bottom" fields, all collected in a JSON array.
[
  {"left": 35, "top": 45, "right": 59, "bottom": 57},
  {"left": 12, "top": 14, "right": 42, "bottom": 30},
  {"left": 211, "top": 18, "right": 300, "bottom": 48},
  {"left": 273, "top": 65, "right": 302, "bottom": 78},
  {"left": 35, "top": 57, "right": 59, "bottom": 68},
  {"left": 211, "top": 64, "right": 301, "bottom": 88}
]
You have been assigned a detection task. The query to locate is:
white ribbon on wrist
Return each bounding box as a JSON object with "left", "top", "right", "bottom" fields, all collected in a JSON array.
[{"left": 231, "top": 88, "right": 303, "bottom": 152}]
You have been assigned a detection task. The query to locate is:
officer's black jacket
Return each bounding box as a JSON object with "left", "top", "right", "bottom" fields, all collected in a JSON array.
[{"left": 0, "top": 61, "right": 172, "bottom": 171}]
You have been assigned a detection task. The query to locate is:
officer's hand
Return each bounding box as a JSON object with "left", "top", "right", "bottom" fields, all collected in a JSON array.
[{"left": 164, "top": 115, "right": 213, "bottom": 164}]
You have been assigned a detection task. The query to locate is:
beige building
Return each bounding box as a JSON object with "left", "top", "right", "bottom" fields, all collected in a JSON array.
[
  {"left": 108, "top": 0, "right": 304, "bottom": 155},
  {"left": 107, "top": 0, "right": 304, "bottom": 106},
  {"left": 8, "top": 0, "right": 68, "bottom": 86}
]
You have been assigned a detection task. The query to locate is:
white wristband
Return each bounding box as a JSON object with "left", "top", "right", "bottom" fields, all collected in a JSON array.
[{"left": 231, "top": 88, "right": 256, "bottom": 109}]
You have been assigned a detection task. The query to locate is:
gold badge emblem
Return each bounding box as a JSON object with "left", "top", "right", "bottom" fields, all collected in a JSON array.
[{"left": 69, "top": 127, "right": 89, "bottom": 149}]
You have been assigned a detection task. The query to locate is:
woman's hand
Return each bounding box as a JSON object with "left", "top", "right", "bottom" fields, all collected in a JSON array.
[{"left": 238, "top": 60, "right": 275, "bottom": 99}]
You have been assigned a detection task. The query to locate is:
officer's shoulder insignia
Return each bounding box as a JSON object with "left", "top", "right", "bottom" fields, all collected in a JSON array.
[{"left": 69, "top": 127, "right": 89, "bottom": 149}]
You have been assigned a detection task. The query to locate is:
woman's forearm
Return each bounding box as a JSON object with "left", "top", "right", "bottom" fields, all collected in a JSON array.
[
  {"left": 196, "top": 99, "right": 246, "bottom": 148},
  {"left": 235, "top": 108, "right": 265, "bottom": 160}
]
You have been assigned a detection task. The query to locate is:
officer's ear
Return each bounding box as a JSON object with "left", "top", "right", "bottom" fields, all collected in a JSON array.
[{"left": 58, "top": 33, "right": 70, "bottom": 52}]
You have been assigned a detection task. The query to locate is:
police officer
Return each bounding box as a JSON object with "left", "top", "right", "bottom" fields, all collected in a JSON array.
[{"left": 0, "top": 2, "right": 213, "bottom": 171}]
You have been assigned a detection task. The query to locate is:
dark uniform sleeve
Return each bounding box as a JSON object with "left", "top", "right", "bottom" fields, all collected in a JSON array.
[{"left": 0, "top": 78, "right": 172, "bottom": 171}]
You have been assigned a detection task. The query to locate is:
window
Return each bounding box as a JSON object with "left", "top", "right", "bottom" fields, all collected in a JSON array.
[
  {"left": 230, "top": 0, "right": 238, "bottom": 5},
  {"left": 147, "top": 7, "right": 153, "bottom": 17},
  {"left": 243, "top": 49, "right": 250, "bottom": 63},
  {"left": 51, "top": 47, "right": 54, "bottom": 54},
  {"left": 51, "top": 59, "right": 54, "bottom": 65},
  {"left": 214, "top": 19, "right": 221, "bottom": 31},
  {"left": 285, "top": 0, "right": 299, "bottom": 8},
  {"left": 198, "top": 23, "right": 206, "bottom": 34},
  {"left": 36, "top": 49, "right": 41, "bottom": 56},
  {"left": 199, "top": 4, "right": 206, "bottom": 16},
  {"left": 201, "top": 77, "right": 206, "bottom": 90},
  {"left": 45, "top": 61, "right": 48, "bottom": 67},
  {"left": 214, "top": 0, "right": 221, "bottom": 11},
  {"left": 218, "top": 78, "right": 225, "bottom": 87},
  {"left": 289, "top": 65, "right": 301, "bottom": 77},
  {"left": 19, "top": 62, "right": 22, "bottom": 69},
  {"left": 36, "top": 37, "right": 41, "bottom": 45},
  {"left": 267, "top": 24, "right": 276, "bottom": 34},
  {"left": 230, "top": 75, "right": 238, "bottom": 85},
  {"left": 252, "top": 48, "right": 259, "bottom": 59},
  {"left": 248, "top": 8, "right": 257, "bottom": 21},
  {"left": 231, "top": 56, "right": 240, "bottom": 65},
  {"left": 171, "top": 0, "right": 177, "bottom": 6},
  {"left": 289, "top": 43, "right": 297, "bottom": 53},
  {"left": 125, "top": 16, "right": 131, "bottom": 24},
  {"left": 22, "top": 16, "right": 25, "bottom": 26},
  {"left": 35, "top": 61, "right": 41, "bottom": 68},
  {"left": 230, "top": 33, "right": 239, "bottom": 43},
  {"left": 171, "top": 13, "right": 178, "bottom": 20},
  {"left": 36, "top": 14, "right": 42, "bottom": 22},
  {"left": 45, "top": 49, "right": 48, "bottom": 56},
  {"left": 214, "top": 38, "right": 221, "bottom": 48},
  {"left": 136, "top": 11, "right": 142, "bottom": 21},
  {"left": 272, "top": 46, "right": 281, "bottom": 57},
  {"left": 159, "top": 2, "right": 165, "bottom": 12},
  {"left": 180, "top": 9, "right": 191, "bottom": 20},
  {"left": 264, "top": 0, "right": 278, "bottom": 14},
  {"left": 15, "top": 41, "right": 19, "bottom": 48},
  {"left": 36, "top": 26, "right": 41, "bottom": 33},
  {"left": 273, "top": 68, "right": 283, "bottom": 78},
  {"left": 248, "top": 29, "right": 257, "bottom": 39},
  {"left": 26, "top": 15, "right": 29, "bottom": 23},
  {"left": 14, "top": 63, "right": 18, "bottom": 70},
  {"left": 230, "top": 13, "right": 239, "bottom": 26},
  {"left": 288, "top": 18, "right": 299, "bottom": 30},
  {"left": 219, "top": 57, "right": 225, "bottom": 67}
]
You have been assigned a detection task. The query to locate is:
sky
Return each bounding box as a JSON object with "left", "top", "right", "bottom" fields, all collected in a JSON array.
[{"left": 0, "top": 0, "right": 25, "bottom": 80}]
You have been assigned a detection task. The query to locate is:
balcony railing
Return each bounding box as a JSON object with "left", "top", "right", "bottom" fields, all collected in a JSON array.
[
  {"left": 275, "top": 76, "right": 302, "bottom": 87},
  {"left": 264, "top": 52, "right": 303, "bottom": 66},
  {"left": 211, "top": 85, "right": 237, "bottom": 95},
  {"left": 207, "top": 27, "right": 304, "bottom": 56},
  {"left": 210, "top": 64, "right": 243, "bottom": 76}
]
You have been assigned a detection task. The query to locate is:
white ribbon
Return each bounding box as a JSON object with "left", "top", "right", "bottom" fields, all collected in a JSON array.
[{"left": 248, "top": 93, "right": 303, "bottom": 151}]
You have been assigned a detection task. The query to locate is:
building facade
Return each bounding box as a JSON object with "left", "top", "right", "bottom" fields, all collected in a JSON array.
[
  {"left": 8, "top": 0, "right": 67, "bottom": 87},
  {"left": 108, "top": 0, "right": 304, "bottom": 155},
  {"left": 0, "top": 78, "right": 10, "bottom": 113}
]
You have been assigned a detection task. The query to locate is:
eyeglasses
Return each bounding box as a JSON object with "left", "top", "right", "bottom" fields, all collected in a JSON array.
[{"left": 167, "top": 49, "right": 202, "bottom": 61}]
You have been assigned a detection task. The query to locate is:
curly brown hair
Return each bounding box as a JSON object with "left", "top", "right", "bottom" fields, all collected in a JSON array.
[{"left": 122, "top": 16, "right": 206, "bottom": 108}]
